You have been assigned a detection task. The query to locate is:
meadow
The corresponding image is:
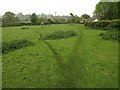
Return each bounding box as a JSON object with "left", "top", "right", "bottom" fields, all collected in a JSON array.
[{"left": 2, "top": 24, "right": 118, "bottom": 88}]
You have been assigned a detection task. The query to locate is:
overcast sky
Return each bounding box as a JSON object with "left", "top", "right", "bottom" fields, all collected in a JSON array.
[{"left": 0, "top": 0, "right": 100, "bottom": 16}]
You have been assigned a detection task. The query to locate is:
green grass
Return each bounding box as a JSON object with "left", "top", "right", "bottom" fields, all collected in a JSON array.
[
  {"left": 2, "top": 24, "right": 118, "bottom": 88},
  {"left": 0, "top": 54, "right": 1, "bottom": 89}
]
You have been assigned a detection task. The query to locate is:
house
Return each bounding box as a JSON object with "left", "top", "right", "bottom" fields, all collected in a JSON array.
[{"left": 93, "top": 19, "right": 98, "bottom": 22}]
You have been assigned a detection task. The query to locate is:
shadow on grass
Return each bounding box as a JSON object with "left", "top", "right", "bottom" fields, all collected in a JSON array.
[
  {"left": 40, "top": 39, "right": 71, "bottom": 88},
  {"left": 42, "top": 40, "right": 62, "bottom": 61}
]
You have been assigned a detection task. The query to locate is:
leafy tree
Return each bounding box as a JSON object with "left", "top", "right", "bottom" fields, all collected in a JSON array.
[
  {"left": 2, "top": 11, "right": 20, "bottom": 26},
  {"left": 70, "top": 13, "right": 74, "bottom": 17},
  {"left": 81, "top": 14, "right": 90, "bottom": 19},
  {"left": 30, "top": 13, "right": 38, "bottom": 25},
  {"left": 117, "top": 1, "right": 120, "bottom": 18},
  {"left": 74, "top": 15, "right": 81, "bottom": 23},
  {"left": 69, "top": 13, "right": 81, "bottom": 23},
  {"left": 94, "top": 2, "right": 120, "bottom": 20},
  {"left": 47, "top": 18, "right": 54, "bottom": 24},
  {"left": 69, "top": 13, "right": 75, "bottom": 23}
]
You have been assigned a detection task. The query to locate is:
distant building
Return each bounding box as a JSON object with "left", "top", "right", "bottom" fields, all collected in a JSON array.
[
  {"left": 80, "top": 20, "right": 84, "bottom": 24},
  {"left": 93, "top": 19, "right": 98, "bottom": 22}
]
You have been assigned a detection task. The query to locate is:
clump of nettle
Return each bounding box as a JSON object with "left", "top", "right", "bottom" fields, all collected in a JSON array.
[
  {"left": 99, "top": 29, "right": 119, "bottom": 42},
  {"left": 42, "top": 30, "right": 77, "bottom": 40},
  {"left": 2, "top": 39, "right": 34, "bottom": 54}
]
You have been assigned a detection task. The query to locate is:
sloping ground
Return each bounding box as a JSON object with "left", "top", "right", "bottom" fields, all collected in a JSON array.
[
  {"left": 74, "top": 27, "right": 118, "bottom": 88},
  {"left": 0, "top": 29, "right": 2, "bottom": 89},
  {"left": 2, "top": 24, "right": 118, "bottom": 88}
]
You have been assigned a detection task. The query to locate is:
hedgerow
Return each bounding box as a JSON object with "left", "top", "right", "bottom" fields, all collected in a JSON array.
[{"left": 84, "top": 19, "right": 120, "bottom": 29}]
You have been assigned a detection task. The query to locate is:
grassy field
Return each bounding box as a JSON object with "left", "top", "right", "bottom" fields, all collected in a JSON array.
[
  {"left": 0, "top": 27, "right": 2, "bottom": 89},
  {"left": 2, "top": 24, "right": 118, "bottom": 88}
]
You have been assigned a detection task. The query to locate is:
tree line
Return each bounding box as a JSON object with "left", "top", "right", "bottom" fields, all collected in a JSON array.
[
  {"left": 2, "top": 1, "right": 120, "bottom": 27},
  {"left": 2, "top": 11, "right": 90, "bottom": 27}
]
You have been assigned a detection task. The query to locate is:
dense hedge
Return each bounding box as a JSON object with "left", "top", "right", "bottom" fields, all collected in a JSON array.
[
  {"left": 85, "top": 19, "right": 120, "bottom": 42},
  {"left": 2, "top": 39, "right": 34, "bottom": 54},
  {"left": 84, "top": 19, "right": 120, "bottom": 29}
]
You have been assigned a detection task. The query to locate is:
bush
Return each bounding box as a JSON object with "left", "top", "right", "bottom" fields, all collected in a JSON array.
[
  {"left": 42, "top": 31, "right": 77, "bottom": 40},
  {"left": 111, "top": 20, "right": 120, "bottom": 28},
  {"left": 2, "top": 39, "right": 34, "bottom": 54},
  {"left": 99, "top": 29, "right": 119, "bottom": 42},
  {"left": 21, "top": 27, "right": 29, "bottom": 29},
  {"left": 84, "top": 19, "right": 120, "bottom": 29}
]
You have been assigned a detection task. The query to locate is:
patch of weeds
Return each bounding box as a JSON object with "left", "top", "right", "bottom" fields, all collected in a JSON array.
[
  {"left": 21, "top": 27, "right": 28, "bottom": 29},
  {"left": 2, "top": 39, "right": 34, "bottom": 54},
  {"left": 99, "top": 29, "right": 119, "bottom": 42},
  {"left": 43, "top": 30, "right": 77, "bottom": 40},
  {"left": 0, "top": 42, "right": 2, "bottom": 55}
]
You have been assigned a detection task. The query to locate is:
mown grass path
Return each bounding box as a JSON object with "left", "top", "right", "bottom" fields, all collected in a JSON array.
[
  {"left": 38, "top": 25, "right": 118, "bottom": 88},
  {"left": 2, "top": 24, "right": 118, "bottom": 88}
]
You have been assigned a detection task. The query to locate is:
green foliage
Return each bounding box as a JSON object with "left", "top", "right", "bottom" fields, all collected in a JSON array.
[
  {"left": 69, "top": 13, "right": 76, "bottom": 23},
  {"left": 21, "top": 27, "right": 29, "bottom": 29},
  {"left": 94, "top": 2, "right": 120, "bottom": 20},
  {"left": 36, "top": 17, "right": 69, "bottom": 25},
  {"left": 47, "top": 18, "right": 54, "bottom": 24},
  {"left": 53, "top": 18, "right": 68, "bottom": 24},
  {"left": 84, "top": 19, "right": 120, "bottom": 29},
  {"left": 99, "top": 29, "right": 119, "bottom": 42},
  {"left": 30, "top": 13, "right": 38, "bottom": 25},
  {"left": 74, "top": 16, "right": 81, "bottom": 24},
  {"left": 43, "top": 31, "right": 77, "bottom": 40},
  {"left": 69, "top": 13, "right": 81, "bottom": 24},
  {"left": 111, "top": 19, "right": 120, "bottom": 28},
  {"left": 70, "top": 13, "right": 74, "bottom": 16},
  {"left": 2, "top": 39, "right": 34, "bottom": 54},
  {"left": 2, "top": 12, "right": 82, "bottom": 26},
  {"left": 81, "top": 14, "right": 90, "bottom": 19},
  {"left": 2, "top": 11, "right": 21, "bottom": 27}
]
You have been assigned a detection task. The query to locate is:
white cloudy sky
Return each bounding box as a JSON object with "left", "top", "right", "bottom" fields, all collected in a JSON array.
[{"left": 0, "top": 0, "right": 100, "bottom": 16}]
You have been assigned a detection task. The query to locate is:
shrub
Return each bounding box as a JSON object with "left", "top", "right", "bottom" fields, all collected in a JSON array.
[
  {"left": 42, "top": 31, "right": 77, "bottom": 40},
  {"left": 84, "top": 19, "right": 120, "bottom": 29},
  {"left": 99, "top": 29, "right": 119, "bottom": 42},
  {"left": 2, "top": 39, "right": 34, "bottom": 54},
  {"left": 21, "top": 27, "right": 29, "bottom": 29},
  {"left": 111, "top": 20, "right": 120, "bottom": 28}
]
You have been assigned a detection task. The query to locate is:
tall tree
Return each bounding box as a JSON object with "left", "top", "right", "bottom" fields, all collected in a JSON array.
[
  {"left": 94, "top": 2, "right": 119, "bottom": 20},
  {"left": 81, "top": 14, "right": 90, "bottom": 19},
  {"left": 69, "top": 13, "right": 75, "bottom": 23},
  {"left": 70, "top": 13, "right": 74, "bottom": 17},
  {"left": 30, "top": 13, "right": 38, "bottom": 25},
  {"left": 2, "top": 11, "right": 20, "bottom": 26}
]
